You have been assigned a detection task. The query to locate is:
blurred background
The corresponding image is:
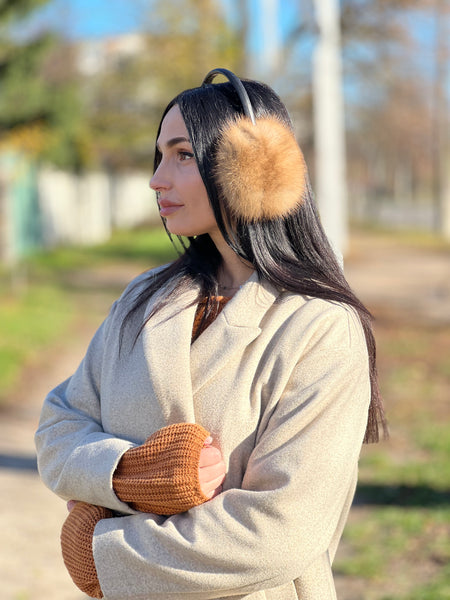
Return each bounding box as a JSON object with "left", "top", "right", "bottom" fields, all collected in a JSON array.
[{"left": 0, "top": 1, "right": 449, "bottom": 599}]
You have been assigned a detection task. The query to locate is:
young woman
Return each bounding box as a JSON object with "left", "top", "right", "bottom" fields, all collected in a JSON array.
[{"left": 35, "top": 68, "right": 387, "bottom": 600}]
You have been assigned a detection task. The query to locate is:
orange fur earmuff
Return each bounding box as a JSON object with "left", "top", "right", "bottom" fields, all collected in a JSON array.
[{"left": 214, "top": 115, "right": 307, "bottom": 222}]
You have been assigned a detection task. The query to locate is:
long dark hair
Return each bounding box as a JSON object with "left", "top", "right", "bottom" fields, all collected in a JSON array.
[{"left": 123, "top": 79, "right": 387, "bottom": 443}]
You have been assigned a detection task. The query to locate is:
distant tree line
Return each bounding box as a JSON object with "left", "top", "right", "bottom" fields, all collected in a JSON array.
[
  {"left": 0, "top": 0, "right": 241, "bottom": 171},
  {"left": 275, "top": 0, "right": 449, "bottom": 226}
]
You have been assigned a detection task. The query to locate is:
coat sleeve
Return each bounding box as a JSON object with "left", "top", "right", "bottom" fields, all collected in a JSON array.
[
  {"left": 34, "top": 301, "right": 137, "bottom": 514},
  {"left": 93, "top": 304, "right": 371, "bottom": 599}
]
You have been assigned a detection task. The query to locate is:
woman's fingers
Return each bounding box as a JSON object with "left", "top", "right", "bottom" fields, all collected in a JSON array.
[
  {"left": 200, "top": 473, "right": 226, "bottom": 498},
  {"left": 198, "top": 445, "right": 226, "bottom": 497},
  {"left": 199, "top": 457, "right": 226, "bottom": 498},
  {"left": 199, "top": 445, "right": 222, "bottom": 468}
]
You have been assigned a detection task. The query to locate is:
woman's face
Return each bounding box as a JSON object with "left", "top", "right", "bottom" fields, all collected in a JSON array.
[{"left": 150, "top": 105, "right": 219, "bottom": 238}]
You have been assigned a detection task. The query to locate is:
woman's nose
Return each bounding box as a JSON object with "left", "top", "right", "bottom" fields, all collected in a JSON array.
[{"left": 150, "top": 163, "right": 170, "bottom": 191}]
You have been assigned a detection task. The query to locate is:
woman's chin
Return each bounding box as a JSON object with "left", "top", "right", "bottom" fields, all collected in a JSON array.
[
  {"left": 165, "top": 224, "right": 196, "bottom": 237},
  {"left": 165, "top": 222, "right": 216, "bottom": 239}
]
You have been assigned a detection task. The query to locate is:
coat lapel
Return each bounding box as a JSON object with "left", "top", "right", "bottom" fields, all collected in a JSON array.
[
  {"left": 190, "top": 272, "right": 280, "bottom": 394},
  {"left": 142, "top": 282, "right": 199, "bottom": 424},
  {"left": 141, "top": 272, "right": 280, "bottom": 423}
]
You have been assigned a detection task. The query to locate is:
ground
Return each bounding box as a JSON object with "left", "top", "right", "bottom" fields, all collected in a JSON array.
[{"left": 0, "top": 231, "right": 448, "bottom": 600}]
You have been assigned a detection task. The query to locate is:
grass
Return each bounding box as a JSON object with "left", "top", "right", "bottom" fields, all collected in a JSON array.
[
  {"left": 334, "top": 319, "right": 450, "bottom": 598},
  {"left": 381, "top": 565, "right": 450, "bottom": 600},
  {"left": 25, "top": 225, "right": 178, "bottom": 275},
  {"left": 0, "top": 225, "right": 176, "bottom": 401},
  {"left": 0, "top": 284, "right": 75, "bottom": 399}
]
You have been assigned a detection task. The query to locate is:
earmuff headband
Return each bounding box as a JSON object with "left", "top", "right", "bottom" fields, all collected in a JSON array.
[
  {"left": 201, "top": 68, "right": 307, "bottom": 222},
  {"left": 202, "top": 68, "right": 256, "bottom": 125}
]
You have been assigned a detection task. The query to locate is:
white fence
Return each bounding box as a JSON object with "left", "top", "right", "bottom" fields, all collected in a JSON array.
[
  {"left": 38, "top": 168, "right": 159, "bottom": 247},
  {"left": 0, "top": 157, "right": 160, "bottom": 264}
]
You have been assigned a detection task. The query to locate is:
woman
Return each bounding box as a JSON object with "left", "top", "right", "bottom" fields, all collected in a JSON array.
[{"left": 35, "top": 68, "right": 387, "bottom": 600}]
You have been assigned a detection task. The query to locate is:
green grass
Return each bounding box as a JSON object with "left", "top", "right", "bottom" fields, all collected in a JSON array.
[
  {"left": 0, "top": 285, "right": 74, "bottom": 398},
  {"left": 381, "top": 565, "right": 450, "bottom": 600},
  {"left": 357, "top": 423, "right": 450, "bottom": 492},
  {"left": 26, "top": 225, "right": 177, "bottom": 275},
  {"left": 335, "top": 507, "right": 444, "bottom": 578},
  {"left": 380, "top": 568, "right": 450, "bottom": 600}
]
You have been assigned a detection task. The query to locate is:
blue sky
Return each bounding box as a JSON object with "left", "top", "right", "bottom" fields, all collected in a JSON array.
[
  {"left": 27, "top": 0, "right": 240, "bottom": 39},
  {"left": 25, "top": 1, "right": 437, "bottom": 57},
  {"left": 26, "top": 0, "right": 436, "bottom": 42},
  {"left": 25, "top": 0, "right": 296, "bottom": 50},
  {"left": 26, "top": 0, "right": 150, "bottom": 39}
]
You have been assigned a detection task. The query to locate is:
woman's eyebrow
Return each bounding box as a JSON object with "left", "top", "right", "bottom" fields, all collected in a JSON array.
[{"left": 156, "top": 136, "right": 191, "bottom": 152}]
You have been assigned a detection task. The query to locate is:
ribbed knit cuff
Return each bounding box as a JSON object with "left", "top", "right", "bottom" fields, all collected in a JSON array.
[
  {"left": 61, "top": 502, "right": 112, "bottom": 599},
  {"left": 113, "top": 422, "right": 211, "bottom": 515}
]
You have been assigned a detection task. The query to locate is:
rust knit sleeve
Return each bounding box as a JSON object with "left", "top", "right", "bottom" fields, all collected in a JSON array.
[
  {"left": 60, "top": 502, "right": 113, "bottom": 599},
  {"left": 113, "top": 422, "right": 211, "bottom": 515}
]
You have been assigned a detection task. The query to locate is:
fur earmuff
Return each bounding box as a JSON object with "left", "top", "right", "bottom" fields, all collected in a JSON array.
[{"left": 214, "top": 116, "right": 307, "bottom": 222}]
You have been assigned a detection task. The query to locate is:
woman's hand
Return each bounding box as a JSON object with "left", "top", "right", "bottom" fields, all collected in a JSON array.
[
  {"left": 113, "top": 423, "right": 226, "bottom": 514},
  {"left": 198, "top": 437, "right": 226, "bottom": 499},
  {"left": 68, "top": 439, "right": 226, "bottom": 514}
]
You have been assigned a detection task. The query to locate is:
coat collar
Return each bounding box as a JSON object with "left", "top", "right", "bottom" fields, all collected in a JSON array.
[
  {"left": 141, "top": 272, "right": 280, "bottom": 420},
  {"left": 191, "top": 271, "right": 279, "bottom": 393}
]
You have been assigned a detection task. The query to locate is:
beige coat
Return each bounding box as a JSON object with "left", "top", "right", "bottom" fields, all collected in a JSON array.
[{"left": 35, "top": 270, "right": 371, "bottom": 600}]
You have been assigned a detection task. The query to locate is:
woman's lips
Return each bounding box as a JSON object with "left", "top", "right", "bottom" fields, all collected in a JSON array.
[{"left": 159, "top": 200, "right": 183, "bottom": 217}]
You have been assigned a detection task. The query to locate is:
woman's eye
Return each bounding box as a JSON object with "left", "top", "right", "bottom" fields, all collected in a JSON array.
[{"left": 178, "top": 151, "right": 194, "bottom": 162}]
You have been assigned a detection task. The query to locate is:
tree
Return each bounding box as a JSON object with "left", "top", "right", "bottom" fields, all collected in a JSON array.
[
  {"left": 340, "top": 0, "right": 449, "bottom": 236},
  {"left": 0, "top": 0, "right": 87, "bottom": 169},
  {"left": 81, "top": 0, "right": 242, "bottom": 170},
  {"left": 0, "top": 0, "right": 48, "bottom": 24},
  {"left": 266, "top": 0, "right": 449, "bottom": 237}
]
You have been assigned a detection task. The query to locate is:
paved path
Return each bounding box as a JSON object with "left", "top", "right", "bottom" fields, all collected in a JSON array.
[{"left": 0, "top": 233, "right": 448, "bottom": 600}]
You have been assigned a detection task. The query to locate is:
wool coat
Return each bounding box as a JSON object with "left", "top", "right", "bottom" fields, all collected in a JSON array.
[{"left": 35, "top": 269, "right": 371, "bottom": 600}]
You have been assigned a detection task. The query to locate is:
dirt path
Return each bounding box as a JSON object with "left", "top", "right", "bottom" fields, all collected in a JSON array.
[
  {"left": 0, "top": 334, "right": 93, "bottom": 600},
  {"left": 345, "top": 232, "right": 450, "bottom": 326},
  {"left": 0, "top": 233, "right": 448, "bottom": 600},
  {"left": 0, "top": 282, "right": 125, "bottom": 600}
]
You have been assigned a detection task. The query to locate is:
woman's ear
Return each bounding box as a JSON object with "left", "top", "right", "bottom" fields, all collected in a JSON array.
[{"left": 214, "top": 116, "right": 307, "bottom": 222}]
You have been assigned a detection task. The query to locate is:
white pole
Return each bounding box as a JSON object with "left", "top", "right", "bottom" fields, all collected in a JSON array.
[{"left": 312, "top": 0, "right": 348, "bottom": 258}]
